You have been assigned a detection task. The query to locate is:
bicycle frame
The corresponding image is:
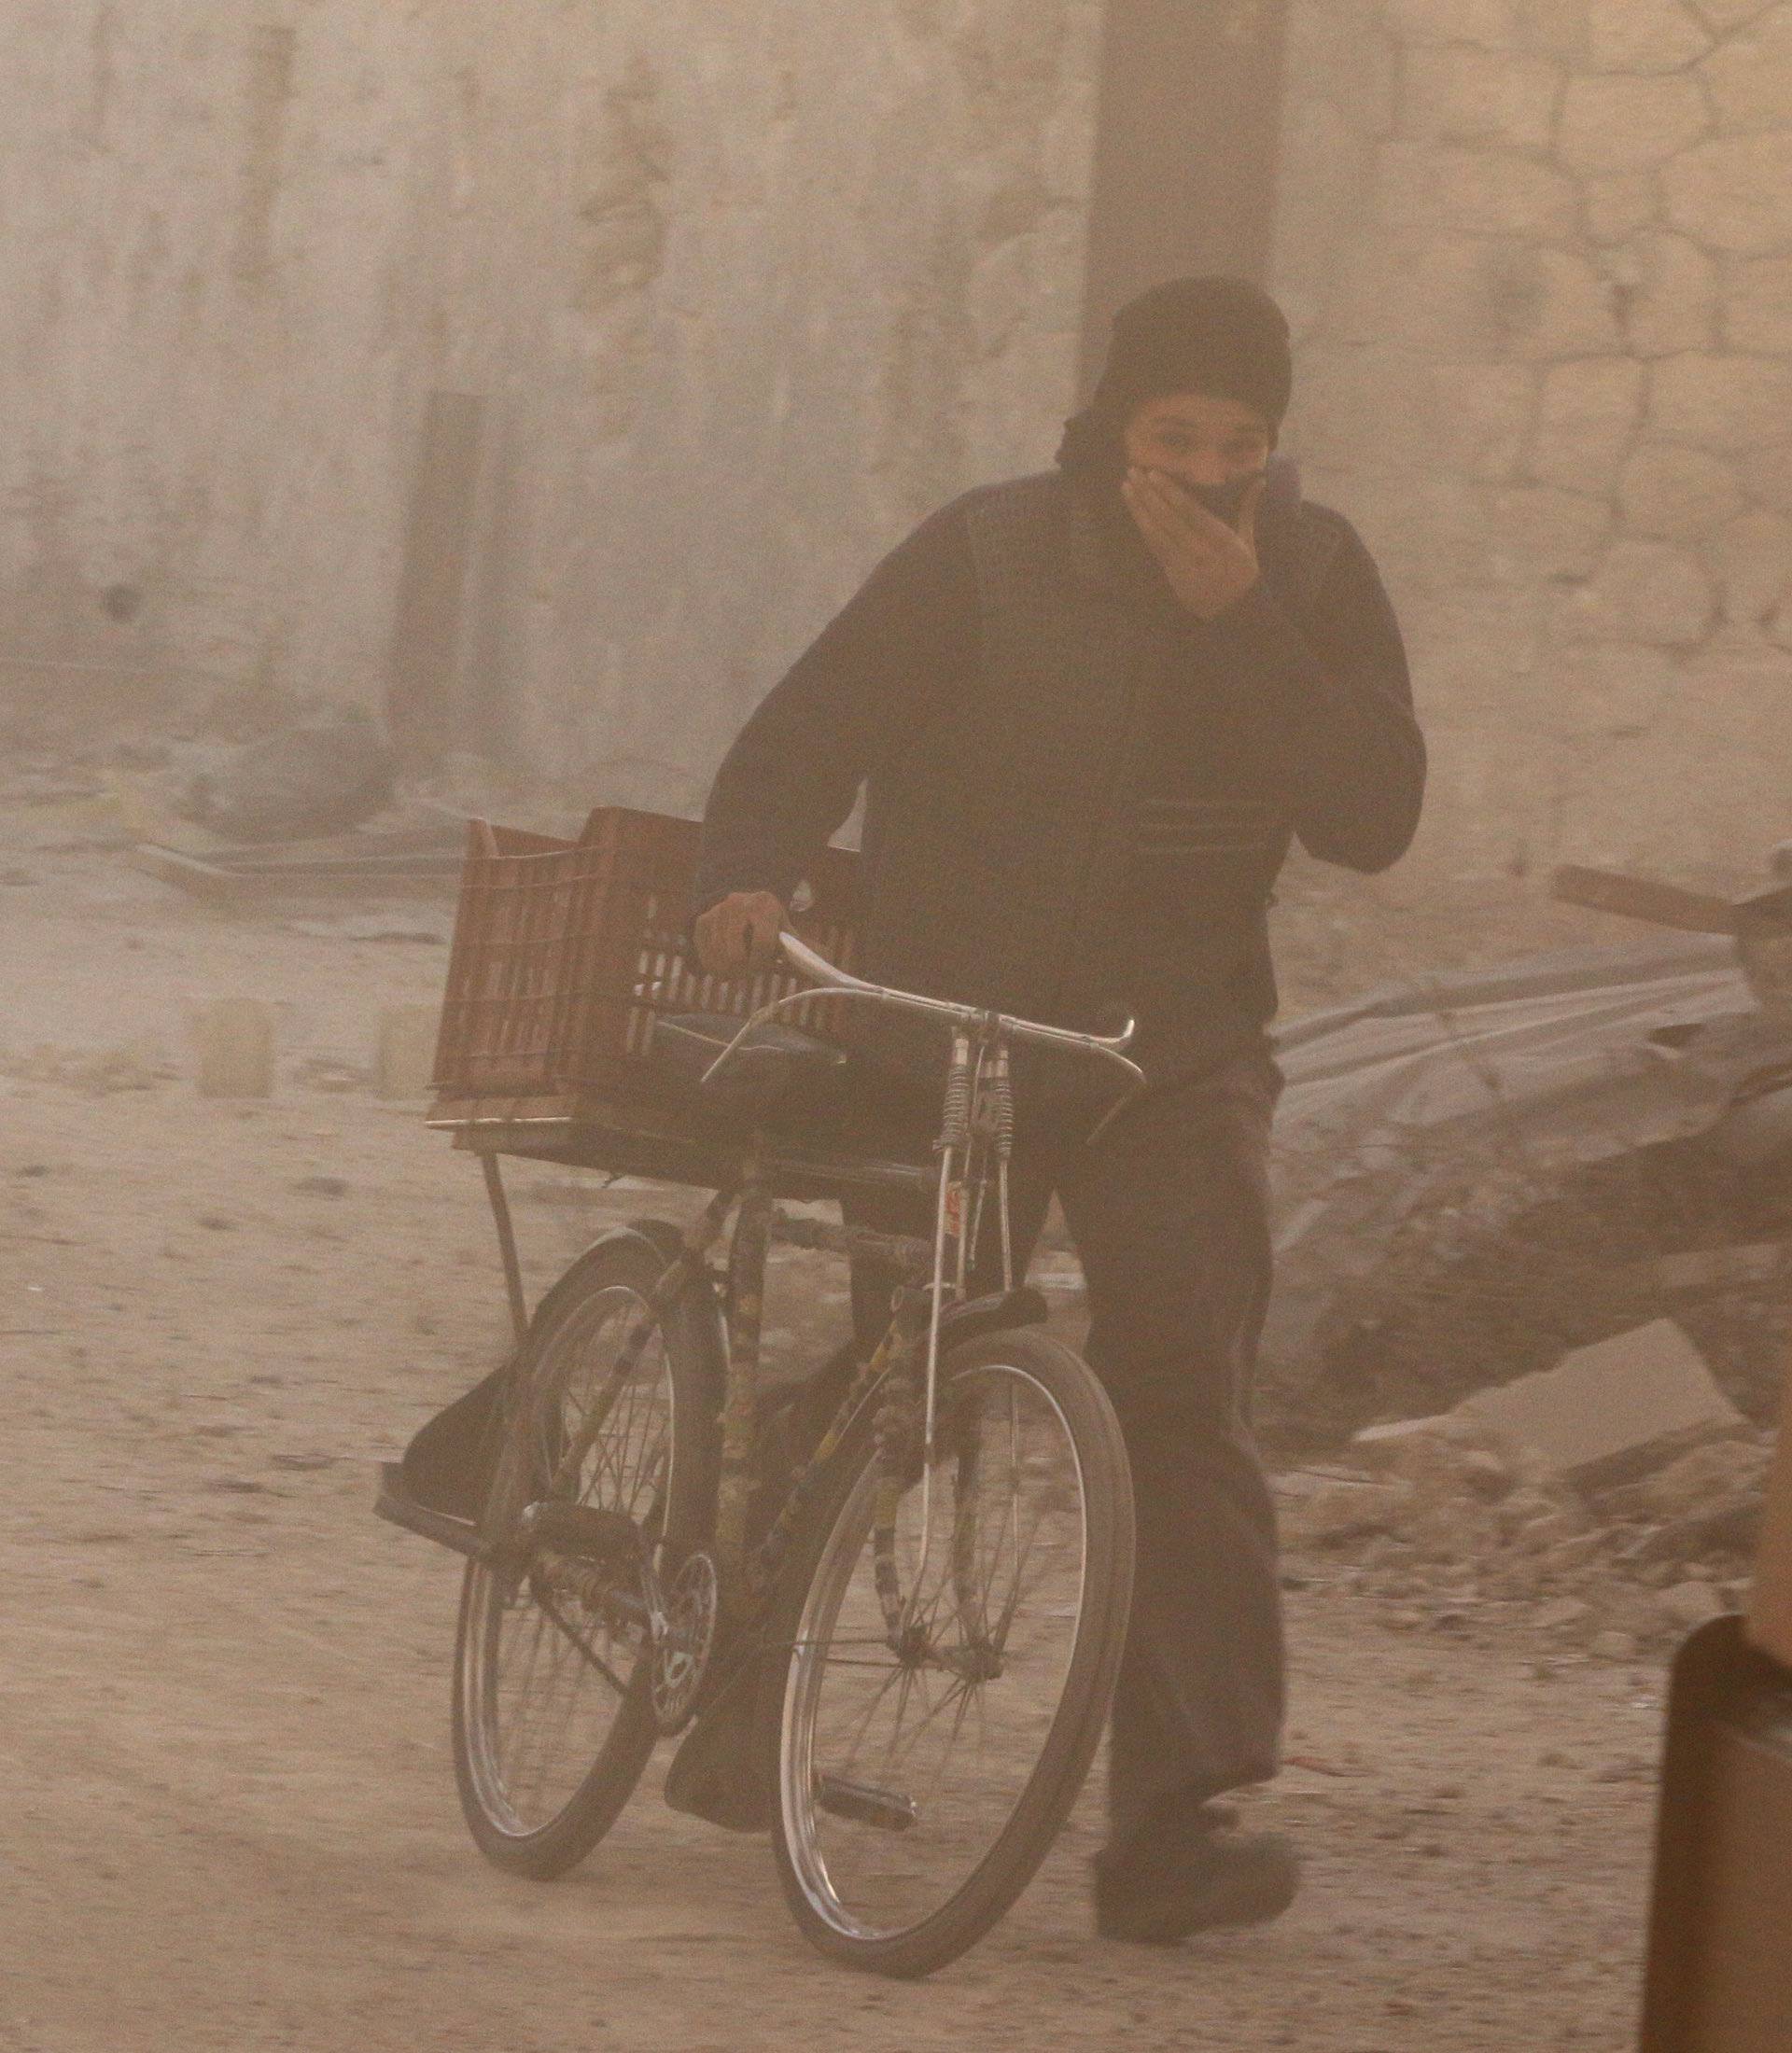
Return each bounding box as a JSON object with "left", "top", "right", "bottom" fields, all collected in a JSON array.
[
  {"left": 503, "top": 934, "right": 1146, "bottom": 1677},
  {"left": 677, "top": 937, "right": 1142, "bottom": 1624},
  {"left": 714, "top": 935, "right": 1143, "bottom": 1473}
]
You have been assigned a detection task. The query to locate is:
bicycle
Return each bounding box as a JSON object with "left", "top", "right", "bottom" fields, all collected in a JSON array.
[{"left": 415, "top": 931, "right": 1141, "bottom": 1976}]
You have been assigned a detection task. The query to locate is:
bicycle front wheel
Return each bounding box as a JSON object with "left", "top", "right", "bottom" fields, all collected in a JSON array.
[{"left": 764, "top": 1327, "right": 1134, "bottom": 1976}]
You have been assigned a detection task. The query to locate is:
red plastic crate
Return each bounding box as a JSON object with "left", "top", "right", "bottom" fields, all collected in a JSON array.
[{"left": 431, "top": 807, "right": 859, "bottom": 1101}]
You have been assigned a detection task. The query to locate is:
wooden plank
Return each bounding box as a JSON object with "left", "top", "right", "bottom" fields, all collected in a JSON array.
[
  {"left": 129, "top": 845, "right": 251, "bottom": 906},
  {"left": 134, "top": 839, "right": 465, "bottom": 902},
  {"left": 203, "top": 849, "right": 465, "bottom": 880},
  {"left": 214, "top": 821, "right": 472, "bottom": 861},
  {"left": 1550, "top": 864, "right": 1737, "bottom": 935}
]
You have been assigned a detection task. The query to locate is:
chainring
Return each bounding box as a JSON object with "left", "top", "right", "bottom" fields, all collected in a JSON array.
[{"left": 651, "top": 1549, "right": 720, "bottom": 1736}]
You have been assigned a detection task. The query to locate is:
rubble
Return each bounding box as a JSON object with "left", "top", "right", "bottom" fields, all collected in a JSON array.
[
  {"left": 287, "top": 913, "right": 451, "bottom": 943},
  {"left": 1278, "top": 1475, "right": 1412, "bottom": 1547},
  {"left": 175, "top": 705, "right": 396, "bottom": 843},
  {"left": 1, "top": 1043, "right": 174, "bottom": 1095},
  {"left": 1454, "top": 1319, "right": 1745, "bottom": 1484},
  {"left": 1262, "top": 929, "right": 1792, "bottom": 1438},
  {"left": 1606, "top": 1435, "right": 1771, "bottom": 1517},
  {"left": 1278, "top": 1320, "right": 1778, "bottom": 1660}
]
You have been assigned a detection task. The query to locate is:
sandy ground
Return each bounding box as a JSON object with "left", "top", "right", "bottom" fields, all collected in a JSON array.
[{"left": 1, "top": 824, "right": 1667, "bottom": 2051}]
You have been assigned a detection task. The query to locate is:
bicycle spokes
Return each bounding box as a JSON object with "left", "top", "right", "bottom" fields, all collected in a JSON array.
[
  {"left": 777, "top": 1359, "right": 1092, "bottom": 1943},
  {"left": 460, "top": 1284, "right": 673, "bottom": 1838}
]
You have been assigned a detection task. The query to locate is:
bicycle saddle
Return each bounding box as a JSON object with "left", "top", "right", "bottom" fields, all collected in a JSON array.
[{"left": 651, "top": 1012, "right": 852, "bottom": 1122}]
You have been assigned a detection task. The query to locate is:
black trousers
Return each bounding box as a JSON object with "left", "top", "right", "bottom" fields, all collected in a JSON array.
[{"left": 844, "top": 1044, "right": 1285, "bottom": 1848}]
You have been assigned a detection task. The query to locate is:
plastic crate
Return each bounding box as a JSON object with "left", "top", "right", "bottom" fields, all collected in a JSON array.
[{"left": 430, "top": 807, "right": 859, "bottom": 1101}]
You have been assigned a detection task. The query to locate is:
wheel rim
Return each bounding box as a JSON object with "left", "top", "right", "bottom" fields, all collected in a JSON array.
[
  {"left": 459, "top": 1283, "right": 673, "bottom": 1839},
  {"left": 777, "top": 1362, "right": 1089, "bottom": 1945}
]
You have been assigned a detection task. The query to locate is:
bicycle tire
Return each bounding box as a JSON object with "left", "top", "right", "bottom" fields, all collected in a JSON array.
[
  {"left": 451, "top": 1223, "right": 722, "bottom": 1878},
  {"left": 763, "top": 1326, "right": 1134, "bottom": 1976}
]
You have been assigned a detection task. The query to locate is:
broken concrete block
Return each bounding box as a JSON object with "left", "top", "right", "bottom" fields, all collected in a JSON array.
[
  {"left": 1619, "top": 1437, "right": 1771, "bottom": 1521},
  {"left": 374, "top": 1006, "right": 439, "bottom": 1100},
  {"left": 192, "top": 999, "right": 275, "bottom": 1098},
  {"left": 1634, "top": 1502, "right": 1763, "bottom": 1567},
  {"left": 1457, "top": 1320, "right": 1744, "bottom": 1487},
  {"left": 1642, "top": 1437, "right": 1765, "bottom": 1519}
]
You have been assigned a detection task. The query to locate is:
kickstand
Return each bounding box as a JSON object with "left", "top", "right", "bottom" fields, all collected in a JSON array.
[{"left": 480, "top": 1152, "right": 530, "bottom": 1348}]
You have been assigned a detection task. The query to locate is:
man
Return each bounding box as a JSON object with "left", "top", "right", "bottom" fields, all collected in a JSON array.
[{"left": 692, "top": 276, "right": 1424, "bottom": 1941}]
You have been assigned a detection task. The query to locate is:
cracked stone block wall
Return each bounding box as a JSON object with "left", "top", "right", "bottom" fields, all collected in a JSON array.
[
  {"left": 1, "top": 2, "right": 1099, "bottom": 810},
  {"left": 12, "top": 0, "right": 1785, "bottom": 912},
  {"left": 1274, "top": 0, "right": 1792, "bottom": 888}
]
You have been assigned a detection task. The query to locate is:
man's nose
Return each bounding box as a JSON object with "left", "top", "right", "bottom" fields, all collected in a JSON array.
[{"left": 1171, "top": 455, "right": 1230, "bottom": 487}]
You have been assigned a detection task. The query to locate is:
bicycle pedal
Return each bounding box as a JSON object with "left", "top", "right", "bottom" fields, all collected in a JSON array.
[
  {"left": 518, "top": 1500, "right": 640, "bottom": 1560},
  {"left": 814, "top": 1774, "right": 918, "bottom": 1834}
]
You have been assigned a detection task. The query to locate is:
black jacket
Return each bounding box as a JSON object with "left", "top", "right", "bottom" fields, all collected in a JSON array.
[{"left": 696, "top": 468, "right": 1423, "bottom": 1087}]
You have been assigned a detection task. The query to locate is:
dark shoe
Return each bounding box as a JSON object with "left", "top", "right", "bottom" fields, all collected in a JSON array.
[{"left": 1094, "top": 1825, "right": 1301, "bottom": 1944}]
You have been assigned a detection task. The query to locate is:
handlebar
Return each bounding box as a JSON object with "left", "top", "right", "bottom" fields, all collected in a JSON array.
[
  {"left": 775, "top": 933, "right": 1146, "bottom": 1086},
  {"left": 695, "top": 930, "right": 1148, "bottom": 1098}
]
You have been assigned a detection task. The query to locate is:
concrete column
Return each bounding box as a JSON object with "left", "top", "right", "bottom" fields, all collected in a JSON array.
[{"left": 1077, "top": 0, "right": 1292, "bottom": 396}]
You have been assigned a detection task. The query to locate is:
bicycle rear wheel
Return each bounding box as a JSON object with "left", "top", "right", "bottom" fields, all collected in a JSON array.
[
  {"left": 452, "top": 1224, "right": 721, "bottom": 1877},
  {"left": 764, "top": 1327, "right": 1134, "bottom": 1976}
]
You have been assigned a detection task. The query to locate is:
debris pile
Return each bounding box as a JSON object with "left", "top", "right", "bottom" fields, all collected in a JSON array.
[
  {"left": 176, "top": 705, "right": 396, "bottom": 843},
  {"left": 1276, "top": 1317, "right": 1775, "bottom": 1661},
  {"left": 0, "top": 1042, "right": 176, "bottom": 1096}
]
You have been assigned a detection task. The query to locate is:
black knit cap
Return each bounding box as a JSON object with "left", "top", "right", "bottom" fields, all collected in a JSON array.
[{"left": 1058, "top": 274, "right": 1293, "bottom": 479}]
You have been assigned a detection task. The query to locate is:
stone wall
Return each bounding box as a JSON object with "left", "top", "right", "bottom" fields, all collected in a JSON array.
[
  {"left": 1275, "top": 0, "right": 1792, "bottom": 894},
  {"left": 0, "top": 1, "right": 1099, "bottom": 810},
  {"left": 8, "top": 1, "right": 1788, "bottom": 929}
]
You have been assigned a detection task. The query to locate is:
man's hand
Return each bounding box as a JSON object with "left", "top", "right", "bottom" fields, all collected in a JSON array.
[
  {"left": 1121, "top": 467, "right": 1265, "bottom": 621},
  {"left": 693, "top": 888, "right": 788, "bottom": 979}
]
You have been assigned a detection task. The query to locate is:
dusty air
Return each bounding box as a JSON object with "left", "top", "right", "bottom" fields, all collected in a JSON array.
[{"left": 7, "top": 4, "right": 1792, "bottom": 2046}]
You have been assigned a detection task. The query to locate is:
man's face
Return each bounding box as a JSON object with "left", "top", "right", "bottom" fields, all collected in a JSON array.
[{"left": 1121, "top": 391, "right": 1271, "bottom": 502}]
